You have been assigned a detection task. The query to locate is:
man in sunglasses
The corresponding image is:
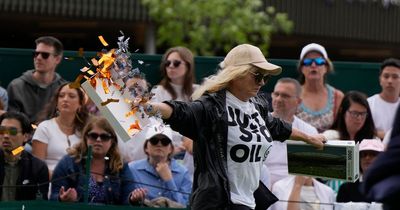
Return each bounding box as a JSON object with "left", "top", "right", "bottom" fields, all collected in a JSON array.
[
  {"left": 7, "top": 36, "right": 67, "bottom": 123},
  {"left": 0, "top": 111, "right": 49, "bottom": 201},
  {"left": 128, "top": 124, "right": 192, "bottom": 207}
]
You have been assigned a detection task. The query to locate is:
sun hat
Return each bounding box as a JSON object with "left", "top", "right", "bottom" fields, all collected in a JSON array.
[
  {"left": 359, "top": 139, "right": 384, "bottom": 152},
  {"left": 221, "top": 44, "right": 282, "bottom": 75},
  {"left": 299, "top": 43, "right": 328, "bottom": 61}
]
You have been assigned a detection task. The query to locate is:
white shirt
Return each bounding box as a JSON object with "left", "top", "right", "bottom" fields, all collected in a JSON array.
[
  {"left": 150, "top": 83, "right": 199, "bottom": 102},
  {"left": 265, "top": 116, "right": 318, "bottom": 188},
  {"left": 32, "top": 118, "right": 80, "bottom": 171},
  {"left": 271, "top": 176, "right": 335, "bottom": 210},
  {"left": 226, "top": 91, "right": 273, "bottom": 209},
  {"left": 368, "top": 94, "right": 400, "bottom": 133}
]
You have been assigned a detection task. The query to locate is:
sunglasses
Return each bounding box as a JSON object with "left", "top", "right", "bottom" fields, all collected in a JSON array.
[
  {"left": 302, "top": 57, "right": 326, "bottom": 66},
  {"left": 86, "top": 132, "right": 113, "bottom": 142},
  {"left": 33, "top": 51, "right": 55, "bottom": 59},
  {"left": 149, "top": 138, "right": 171, "bottom": 146},
  {"left": 164, "top": 60, "right": 182, "bottom": 68},
  {"left": 249, "top": 71, "right": 272, "bottom": 83},
  {"left": 0, "top": 126, "right": 21, "bottom": 136}
]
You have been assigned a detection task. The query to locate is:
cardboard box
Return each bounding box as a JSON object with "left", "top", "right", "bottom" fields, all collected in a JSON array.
[
  {"left": 286, "top": 140, "right": 359, "bottom": 182},
  {"left": 81, "top": 77, "right": 149, "bottom": 142}
]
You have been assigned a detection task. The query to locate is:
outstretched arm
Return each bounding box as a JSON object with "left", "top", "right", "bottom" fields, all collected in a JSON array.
[{"left": 290, "top": 128, "right": 326, "bottom": 150}]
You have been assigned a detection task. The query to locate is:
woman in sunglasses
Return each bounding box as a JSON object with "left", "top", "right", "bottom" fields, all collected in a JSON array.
[
  {"left": 128, "top": 124, "right": 192, "bottom": 207},
  {"left": 296, "top": 43, "right": 344, "bottom": 132},
  {"left": 151, "top": 46, "right": 198, "bottom": 103},
  {"left": 150, "top": 46, "right": 199, "bottom": 180},
  {"left": 139, "top": 44, "right": 326, "bottom": 210},
  {"left": 32, "top": 82, "right": 89, "bottom": 177},
  {"left": 50, "top": 117, "right": 137, "bottom": 205}
]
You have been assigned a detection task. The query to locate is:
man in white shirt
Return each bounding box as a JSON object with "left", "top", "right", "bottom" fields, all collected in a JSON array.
[
  {"left": 264, "top": 78, "right": 318, "bottom": 188},
  {"left": 368, "top": 58, "right": 400, "bottom": 139}
]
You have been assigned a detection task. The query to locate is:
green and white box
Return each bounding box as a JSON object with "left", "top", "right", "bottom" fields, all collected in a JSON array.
[
  {"left": 286, "top": 140, "right": 359, "bottom": 182},
  {"left": 81, "top": 78, "right": 149, "bottom": 142}
]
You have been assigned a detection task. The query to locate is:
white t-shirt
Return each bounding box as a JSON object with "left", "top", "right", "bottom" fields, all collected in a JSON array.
[
  {"left": 264, "top": 116, "right": 318, "bottom": 188},
  {"left": 32, "top": 118, "right": 80, "bottom": 171},
  {"left": 226, "top": 91, "right": 273, "bottom": 209},
  {"left": 368, "top": 94, "right": 400, "bottom": 133},
  {"left": 150, "top": 83, "right": 199, "bottom": 102}
]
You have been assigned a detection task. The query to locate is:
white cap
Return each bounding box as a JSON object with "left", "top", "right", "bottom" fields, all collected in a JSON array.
[
  {"left": 300, "top": 43, "right": 328, "bottom": 60},
  {"left": 145, "top": 123, "right": 173, "bottom": 141}
]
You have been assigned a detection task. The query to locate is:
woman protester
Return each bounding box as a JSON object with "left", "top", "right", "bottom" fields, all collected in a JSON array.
[
  {"left": 50, "top": 117, "right": 137, "bottom": 205},
  {"left": 139, "top": 44, "right": 326, "bottom": 210},
  {"left": 296, "top": 43, "right": 344, "bottom": 132},
  {"left": 32, "top": 82, "right": 89, "bottom": 176}
]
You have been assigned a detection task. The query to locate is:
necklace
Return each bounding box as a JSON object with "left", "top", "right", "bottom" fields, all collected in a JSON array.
[{"left": 55, "top": 117, "right": 75, "bottom": 135}]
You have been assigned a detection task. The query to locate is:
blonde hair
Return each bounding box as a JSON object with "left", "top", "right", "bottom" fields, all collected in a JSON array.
[
  {"left": 68, "top": 117, "right": 123, "bottom": 174},
  {"left": 192, "top": 64, "right": 255, "bottom": 100}
]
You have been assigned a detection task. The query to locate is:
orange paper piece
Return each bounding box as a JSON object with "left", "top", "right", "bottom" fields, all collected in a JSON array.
[
  {"left": 70, "top": 74, "right": 84, "bottom": 89},
  {"left": 101, "top": 79, "right": 110, "bottom": 94},
  {"left": 125, "top": 108, "right": 138, "bottom": 117},
  {"left": 91, "top": 58, "right": 99, "bottom": 66},
  {"left": 98, "top": 35, "right": 109, "bottom": 46},
  {"left": 129, "top": 120, "right": 141, "bottom": 131},
  {"left": 12, "top": 146, "right": 24, "bottom": 156},
  {"left": 100, "top": 98, "right": 119, "bottom": 106}
]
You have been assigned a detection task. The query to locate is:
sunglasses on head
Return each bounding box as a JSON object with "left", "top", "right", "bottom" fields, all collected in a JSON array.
[
  {"left": 33, "top": 51, "right": 55, "bottom": 59},
  {"left": 249, "top": 71, "right": 272, "bottom": 83},
  {"left": 0, "top": 126, "right": 21, "bottom": 136},
  {"left": 149, "top": 137, "right": 171, "bottom": 146},
  {"left": 302, "top": 57, "right": 326, "bottom": 66},
  {"left": 164, "top": 60, "right": 182, "bottom": 68},
  {"left": 86, "top": 132, "right": 113, "bottom": 142}
]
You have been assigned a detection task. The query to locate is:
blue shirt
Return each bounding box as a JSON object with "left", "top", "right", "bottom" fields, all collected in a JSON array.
[{"left": 128, "top": 159, "right": 192, "bottom": 206}]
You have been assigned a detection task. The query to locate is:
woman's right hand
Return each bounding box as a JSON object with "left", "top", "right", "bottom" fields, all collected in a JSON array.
[{"left": 59, "top": 186, "right": 78, "bottom": 202}]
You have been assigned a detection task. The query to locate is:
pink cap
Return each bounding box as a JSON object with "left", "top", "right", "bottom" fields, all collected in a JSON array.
[{"left": 359, "top": 139, "right": 384, "bottom": 152}]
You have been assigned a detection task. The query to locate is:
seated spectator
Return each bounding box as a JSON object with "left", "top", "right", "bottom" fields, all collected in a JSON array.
[
  {"left": 32, "top": 83, "right": 89, "bottom": 176},
  {"left": 128, "top": 124, "right": 192, "bottom": 207},
  {"left": 296, "top": 43, "right": 344, "bottom": 132},
  {"left": 50, "top": 117, "right": 136, "bottom": 205},
  {"left": 270, "top": 176, "right": 335, "bottom": 210},
  {"left": 0, "top": 111, "right": 49, "bottom": 201},
  {"left": 0, "top": 85, "right": 8, "bottom": 111},
  {"left": 265, "top": 78, "right": 318, "bottom": 188},
  {"left": 367, "top": 58, "right": 400, "bottom": 139},
  {"left": 322, "top": 91, "right": 378, "bottom": 193},
  {"left": 337, "top": 139, "right": 384, "bottom": 202}
]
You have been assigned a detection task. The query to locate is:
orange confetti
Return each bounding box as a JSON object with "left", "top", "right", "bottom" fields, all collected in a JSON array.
[
  {"left": 12, "top": 146, "right": 24, "bottom": 156},
  {"left": 70, "top": 74, "right": 84, "bottom": 89},
  {"left": 98, "top": 35, "right": 109, "bottom": 46},
  {"left": 91, "top": 58, "right": 99, "bottom": 66},
  {"left": 129, "top": 120, "right": 141, "bottom": 131},
  {"left": 100, "top": 98, "right": 119, "bottom": 106},
  {"left": 125, "top": 108, "right": 138, "bottom": 117},
  {"left": 101, "top": 79, "right": 110, "bottom": 94}
]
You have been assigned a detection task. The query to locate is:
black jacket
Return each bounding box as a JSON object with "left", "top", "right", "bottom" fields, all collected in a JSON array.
[
  {"left": 164, "top": 90, "right": 292, "bottom": 210},
  {"left": 0, "top": 150, "right": 49, "bottom": 200}
]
